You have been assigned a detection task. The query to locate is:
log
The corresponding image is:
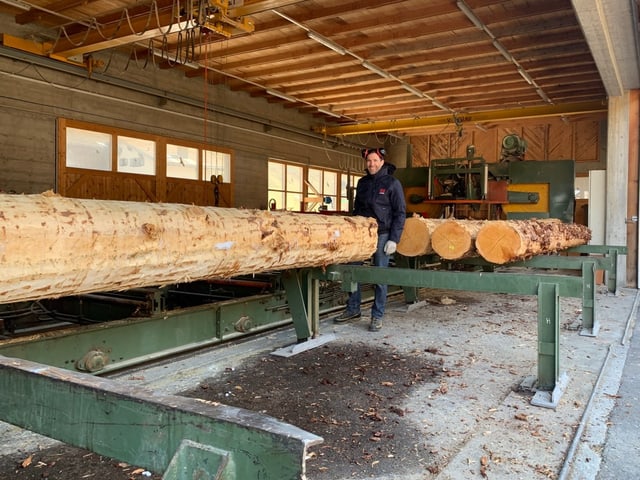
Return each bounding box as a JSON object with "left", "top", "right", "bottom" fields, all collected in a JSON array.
[
  {"left": 397, "top": 216, "right": 449, "bottom": 257},
  {"left": 475, "top": 219, "right": 592, "bottom": 264},
  {"left": 0, "top": 193, "right": 378, "bottom": 304},
  {"left": 430, "top": 220, "right": 485, "bottom": 260}
]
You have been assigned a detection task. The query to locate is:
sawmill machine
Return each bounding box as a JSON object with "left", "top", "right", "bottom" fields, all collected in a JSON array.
[{"left": 395, "top": 135, "right": 575, "bottom": 223}]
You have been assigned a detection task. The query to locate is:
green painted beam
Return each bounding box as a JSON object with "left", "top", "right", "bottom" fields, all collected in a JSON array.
[
  {"left": 455, "top": 253, "right": 614, "bottom": 272},
  {"left": 321, "top": 265, "right": 584, "bottom": 298},
  {"left": 0, "top": 355, "right": 322, "bottom": 480}
]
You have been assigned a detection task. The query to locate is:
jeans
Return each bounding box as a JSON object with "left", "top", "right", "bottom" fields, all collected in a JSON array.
[{"left": 345, "top": 232, "right": 390, "bottom": 319}]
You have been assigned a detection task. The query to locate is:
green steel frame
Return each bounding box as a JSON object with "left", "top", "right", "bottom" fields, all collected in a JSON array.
[
  {"left": 311, "top": 263, "right": 586, "bottom": 397},
  {"left": 445, "top": 244, "right": 627, "bottom": 336},
  {"left": 293, "top": 246, "right": 624, "bottom": 408}
]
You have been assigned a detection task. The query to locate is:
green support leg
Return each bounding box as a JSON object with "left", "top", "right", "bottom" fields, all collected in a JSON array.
[
  {"left": 281, "top": 270, "right": 313, "bottom": 342},
  {"left": 396, "top": 254, "right": 419, "bottom": 304},
  {"left": 580, "top": 261, "right": 598, "bottom": 336},
  {"left": 607, "top": 247, "right": 620, "bottom": 294},
  {"left": 531, "top": 283, "right": 569, "bottom": 409},
  {"left": 274, "top": 270, "right": 335, "bottom": 357},
  {"left": 0, "top": 355, "right": 322, "bottom": 480}
]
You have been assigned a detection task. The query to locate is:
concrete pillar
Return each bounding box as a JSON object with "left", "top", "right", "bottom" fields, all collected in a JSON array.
[{"left": 606, "top": 94, "right": 631, "bottom": 287}]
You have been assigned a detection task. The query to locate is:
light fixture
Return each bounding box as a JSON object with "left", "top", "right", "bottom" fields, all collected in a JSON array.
[
  {"left": 456, "top": 0, "right": 484, "bottom": 30},
  {"left": 0, "top": 0, "right": 30, "bottom": 9},
  {"left": 307, "top": 31, "right": 346, "bottom": 55},
  {"left": 492, "top": 40, "right": 512, "bottom": 62},
  {"left": 517, "top": 68, "right": 534, "bottom": 85},
  {"left": 475, "top": 123, "right": 488, "bottom": 132},
  {"left": 536, "top": 88, "right": 552, "bottom": 104},
  {"left": 362, "top": 61, "right": 392, "bottom": 79},
  {"left": 401, "top": 83, "right": 424, "bottom": 98},
  {"left": 266, "top": 89, "right": 297, "bottom": 103},
  {"left": 317, "top": 107, "right": 341, "bottom": 118},
  {"left": 432, "top": 99, "right": 449, "bottom": 111}
]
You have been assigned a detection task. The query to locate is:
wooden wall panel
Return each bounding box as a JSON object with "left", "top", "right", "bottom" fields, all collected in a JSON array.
[
  {"left": 430, "top": 134, "right": 453, "bottom": 160},
  {"left": 473, "top": 129, "right": 498, "bottom": 162},
  {"left": 416, "top": 115, "right": 604, "bottom": 167},
  {"left": 548, "top": 122, "right": 574, "bottom": 160},
  {"left": 165, "top": 180, "right": 232, "bottom": 207},
  {"left": 61, "top": 172, "right": 158, "bottom": 203},
  {"left": 410, "top": 137, "right": 429, "bottom": 166},
  {"left": 574, "top": 120, "right": 600, "bottom": 163},
  {"left": 522, "top": 124, "right": 547, "bottom": 160},
  {"left": 60, "top": 170, "right": 232, "bottom": 207}
]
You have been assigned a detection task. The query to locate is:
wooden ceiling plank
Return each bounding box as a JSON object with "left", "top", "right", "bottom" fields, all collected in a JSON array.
[{"left": 15, "top": 0, "right": 101, "bottom": 26}]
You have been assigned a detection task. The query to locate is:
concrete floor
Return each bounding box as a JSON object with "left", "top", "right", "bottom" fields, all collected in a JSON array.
[{"left": 1, "top": 283, "right": 638, "bottom": 479}]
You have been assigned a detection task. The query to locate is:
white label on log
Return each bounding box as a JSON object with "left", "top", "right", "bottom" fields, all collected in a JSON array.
[{"left": 215, "top": 241, "right": 234, "bottom": 250}]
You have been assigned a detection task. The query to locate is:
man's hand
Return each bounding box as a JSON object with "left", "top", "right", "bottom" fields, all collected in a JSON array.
[{"left": 384, "top": 240, "right": 397, "bottom": 255}]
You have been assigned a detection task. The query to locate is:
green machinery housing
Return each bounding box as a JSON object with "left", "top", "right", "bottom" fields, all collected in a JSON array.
[{"left": 395, "top": 158, "right": 576, "bottom": 222}]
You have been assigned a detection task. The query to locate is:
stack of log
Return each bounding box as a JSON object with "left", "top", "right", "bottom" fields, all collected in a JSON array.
[
  {"left": 398, "top": 216, "right": 591, "bottom": 264},
  {"left": 0, "top": 192, "right": 378, "bottom": 304}
]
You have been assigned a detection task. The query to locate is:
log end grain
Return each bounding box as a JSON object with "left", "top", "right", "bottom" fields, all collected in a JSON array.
[
  {"left": 431, "top": 221, "right": 472, "bottom": 260},
  {"left": 397, "top": 216, "right": 431, "bottom": 256},
  {"left": 475, "top": 221, "right": 523, "bottom": 264}
]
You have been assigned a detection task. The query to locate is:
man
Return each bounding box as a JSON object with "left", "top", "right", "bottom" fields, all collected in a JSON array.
[{"left": 334, "top": 147, "right": 406, "bottom": 331}]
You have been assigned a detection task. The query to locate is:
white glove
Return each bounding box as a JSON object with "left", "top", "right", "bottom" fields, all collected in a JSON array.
[{"left": 384, "top": 240, "right": 397, "bottom": 255}]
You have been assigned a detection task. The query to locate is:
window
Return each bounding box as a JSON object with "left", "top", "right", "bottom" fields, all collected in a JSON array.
[
  {"left": 341, "top": 171, "right": 361, "bottom": 212},
  {"left": 268, "top": 159, "right": 361, "bottom": 212},
  {"left": 268, "top": 160, "right": 303, "bottom": 211},
  {"left": 307, "top": 168, "right": 337, "bottom": 211},
  {"left": 117, "top": 136, "right": 156, "bottom": 175},
  {"left": 66, "top": 128, "right": 111, "bottom": 171},
  {"left": 63, "top": 122, "right": 233, "bottom": 183},
  {"left": 203, "top": 150, "right": 231, "bottom": 182},
  {"left": 167, "top": 144, "right": 198, "bottom": 179}
]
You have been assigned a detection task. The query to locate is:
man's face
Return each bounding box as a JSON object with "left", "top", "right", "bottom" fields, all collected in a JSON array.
[{"left": 365, "top": 153, "right": 384, "bottom": 175}]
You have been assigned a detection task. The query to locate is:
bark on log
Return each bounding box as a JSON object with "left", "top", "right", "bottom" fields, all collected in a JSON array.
[
  {"left": 430, "top": 220, "right": 486, "bottom": 260},
  {"left": 397, "top": 217, "right": 449, "bottom": 257},
  {"left": 475, "top": 219, "right": 592, "bottom": 264},
  {"left": 0, "top": 193, "right": 378, "bottom": 304}
]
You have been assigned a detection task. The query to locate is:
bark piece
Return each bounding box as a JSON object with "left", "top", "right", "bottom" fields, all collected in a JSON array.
[
  {"left": 397, "top": 217, "right": 449, "bottom": 257},
  {"left": 475, "top": 219, "right": 591, "bottom": 264},
  {"left": 431, "top": 220, "right": 485, "bottom": 260},
  {"left": 0, "top": 192, "right": 378, "bottom": 303}
]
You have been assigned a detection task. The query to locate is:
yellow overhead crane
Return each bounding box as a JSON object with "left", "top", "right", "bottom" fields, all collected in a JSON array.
[{"left": 313, "top": 101, "right": 608, "bottom": 137}]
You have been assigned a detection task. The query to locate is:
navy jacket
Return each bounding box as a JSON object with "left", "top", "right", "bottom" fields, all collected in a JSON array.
[{"left": 353, "top": 163, "right": 406, "bottom": 243}]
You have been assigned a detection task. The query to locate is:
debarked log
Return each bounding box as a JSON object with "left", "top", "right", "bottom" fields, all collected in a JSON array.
[
  {"left": 430, "top": 219, "right": 486, "bottom": 260},
  {"left": 397, "top": 216, "right": 450, "bottom": 257},
  {"left": 0, "top": 193, "right": 378, "bottom": 304},
  {"left": 475, "top": 219, "right": 592, "bottom": 264}
]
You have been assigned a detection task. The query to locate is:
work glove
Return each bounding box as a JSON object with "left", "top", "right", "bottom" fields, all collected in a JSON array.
[{"left": 384, "top": 240, "right": 397, "bottom": 255}]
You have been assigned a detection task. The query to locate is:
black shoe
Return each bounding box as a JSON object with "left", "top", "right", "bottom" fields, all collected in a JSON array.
[
  {"left": 369, "top": 317, "right": 383, "bottom": 331},
  {"left": 333, "top": 310, "right": 362, "bottom": 323}
]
